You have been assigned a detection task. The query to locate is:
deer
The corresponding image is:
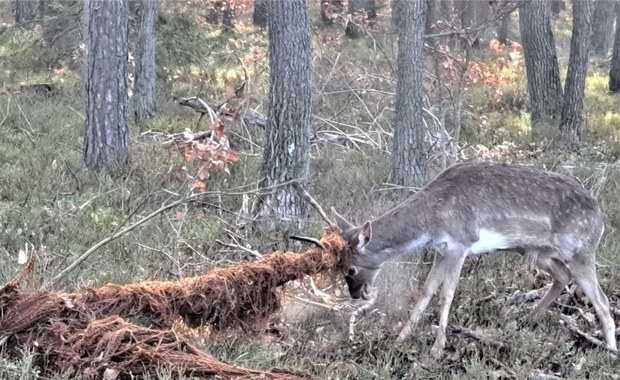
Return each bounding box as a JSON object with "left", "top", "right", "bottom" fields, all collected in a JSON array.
[{"left": 331, "top": 161, "right": 617, "bottom": 357}]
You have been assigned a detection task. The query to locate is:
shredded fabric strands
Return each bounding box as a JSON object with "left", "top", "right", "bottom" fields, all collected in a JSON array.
[{"left": 0, "top": 226, "right": 350, "bottom": 379}]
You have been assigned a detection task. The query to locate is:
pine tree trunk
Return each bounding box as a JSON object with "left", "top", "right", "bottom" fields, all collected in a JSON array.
[
  {"left": 15, "top": 0, "right": 39, "bottom": 26},
  {"left": 560, "top": 0, "right": 592, "bottom": 146},
  {"left": 591, "top": 0, "right": 616, "bottom": 56},
  {"left": 221, "top": 0, "right": 235, "bottom": 32},
  {"left": 610, "top": 3, "right": 620, "bottom": 92},
  {"left": 518, "top": 0, "right": 563, "bottom": 129},
  {"left": 549, "top": 0, "right": 565, "bottom": 16},
  {"left": 259, "top": 0, "right": 312, "bottom": 227},
  {"left": 133, "top": 0, "right": 158, "bottom": 123},
  {"left": 391, "top": 0, "right": 400, "bottom": 33},
  {"left": 497, "top": 12, "right": 511, "bottom": 45},
  {"left": 392, "top": 0, "right": 427, "bottom": 190},
  {"left": 253, "top": 0, "right": 268, "bottom": 27},
  {"left": 84, "top": 0, "right": 130, "bottom": 170}
]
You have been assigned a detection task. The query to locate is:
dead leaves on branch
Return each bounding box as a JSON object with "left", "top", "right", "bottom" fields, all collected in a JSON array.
[{"left": 175, "top": 123, "right": 241, "bottom": 191}]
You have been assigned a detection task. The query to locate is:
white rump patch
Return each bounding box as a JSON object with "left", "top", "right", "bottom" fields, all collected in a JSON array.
[{"left": 468, "top": 229, "right": 510, "bottom": 255}]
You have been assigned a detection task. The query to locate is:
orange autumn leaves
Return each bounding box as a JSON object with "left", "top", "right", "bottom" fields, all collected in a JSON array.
[{"left": 176, "top": 122, "right": 240, "bottom": 192}]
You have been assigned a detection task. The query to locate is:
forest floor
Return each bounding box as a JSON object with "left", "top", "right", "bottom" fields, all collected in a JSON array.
[{"left": 1, "top": 2, "right": 620, "bottom": 379}]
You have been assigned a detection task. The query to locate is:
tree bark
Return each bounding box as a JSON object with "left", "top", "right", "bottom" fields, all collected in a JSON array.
[
  {"left": 14, "top": 0, "right": 39, "bottom": 26},
  {"left": 221, "top": 0, "right": 235, "bottom": 32},
  {"left": 84, "top": 0, "right": 130, "bottom": 170},
  {"left": 321, "top": 0, "right": 343, "bottom": 25},
  {"left": 560, "top": 0, "right": 592, "bottom": 146},
  {"left": 391, "top": 0, "right": 400, "bottom": 33},
  {"left": 610, "top": 2, "right": 620, "bottom": 91},
  {"left": 345, "top": 0, "right": 376, "bottom": 39},
  {"left": 549, "top": 0, "right": 565, "bottom": 16},
  {"left": 259, "top": 0, "right": 312, "bottom": 227},
  {"left": 591, "top": 0, "right": 616, "bottom": 56},
  {"left": 518, "top": 0, "right": 563, "bottom": 129},
  {"left": 497, "top": 11, "right": 511, "bottom": 45},
  {"left": 253, "top": 0, "right": 268, "bottom": 27},
  {"left": 133, "top": 0, "right": 158, "bottom": 123},
  {"left": 392, "top": 0, "right": 427, "bottom": 190}
]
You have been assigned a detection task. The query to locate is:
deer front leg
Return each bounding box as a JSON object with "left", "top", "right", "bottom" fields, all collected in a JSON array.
[
  {"left": 396, "top": 253, "right": 448, "bottom": 342},
  {"left": 430, "top": 254, "right": 466, "bottom": 359}
]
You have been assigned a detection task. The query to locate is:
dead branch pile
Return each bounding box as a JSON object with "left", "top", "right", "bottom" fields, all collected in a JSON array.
[{"left": 0, "top": 226, "right": 350, "bottom": 379}]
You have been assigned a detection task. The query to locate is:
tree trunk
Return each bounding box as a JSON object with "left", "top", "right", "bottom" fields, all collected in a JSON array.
[
  {"left": 518, "top": 0, "right": 563, "bottom": 129},
  {"left": 14, "top": 0, "right": 39, "bottom": 26},
  {"left": 425, "top": 0, "right": 441, "bottom": 33},
  {"left": 391, "top": 0, "right": 400, "bottom": 33},
  {"left": 253, "top": 0, "right": 268, "bottom": 27},
  {"left": 453, "top": 0, "right": 482, "bottom": 48},
  {"left": 497, "top": 11, "right": 511, "bottom": 45},
  {"left": 591, "top": 0, "right": 616, "bottom": 56},
  {"left": 84, "top": 0, "right": 130, "bottom": 170},
  {"left": 549, "top": 0, "right": 565, "bottom": 16},
  {"left": 259, "top": 0, "right": 312, "bottom": 227},
  {"left": 321, "top": 0, "right": 343, "bottom": 25},
  {"left": 133, "top": 0, "right": 158, "bottom": 123},
  {"left": 345, "top": 0, "right": 376, "bottom": 39},
  {"left": 610, "top": 2, "right": 620, "bottom": 91},
  {"left": 454, "top": 0, "right": 475, "bottom": 29},
  {"left": 221, "top": 0, "right": 235, "bottom": 32},
  {"left": 560, "top": 0, "right": 592, "bottom": 146},
  {"left": 392, "top": 0, "right": 427, "bottom": 190}
]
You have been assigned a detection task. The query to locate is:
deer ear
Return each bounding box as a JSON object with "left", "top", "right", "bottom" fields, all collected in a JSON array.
[
  {"left": 357, "top": 221, "right": 372, "bottom": 250},
  {"left": 332, "top": 207, "right": 353, "bottom": 231}
]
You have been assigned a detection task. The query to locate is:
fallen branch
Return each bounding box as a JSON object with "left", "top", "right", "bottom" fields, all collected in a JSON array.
[
  {"left": 497, "top": 286, "right": 549, "bottom": 306},
  {"left": 559, "top": 314, "right": 619, "bottom": 357},
  {"left": 141, "top": 128, "right": 217, "bottom": 145},
  {"left": 348, "top": 289, "right": 378, "bottom": 341},
  {"left": 44, "top": 192, "right": 211, "bottom": 289},
  {"left": 446, "top": 325, "right": 505, "bottom": 348}
]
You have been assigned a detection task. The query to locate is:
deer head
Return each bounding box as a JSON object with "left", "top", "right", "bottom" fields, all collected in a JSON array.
[{"left": 332, "top": 209, "right": 377, "bottom": 300}]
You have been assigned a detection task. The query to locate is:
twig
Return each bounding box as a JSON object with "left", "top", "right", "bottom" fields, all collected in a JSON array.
[
  {"left": 423, "top": 1, "right": 526, "bottom": 40},
  {"left": 349, "top": 289, "right": 378, "bottom": 341},
  {"left": 44, "top": 193, "right": 209, "bottom": 289},
  {"left": 0, "top": 98, "right": 10, "bottom": 127},
  {"left": 529, "top": 373, "right": 563, "bottom": 380},
  {"left": 559, "top": 314, "right": 619, "bottom": 357},
  {"left": 498, "top": 286, "right": 549, "bottom": 306},
  {"left": 231, "top": 50, "right": 248, "bottom": 98},
  {"left": 291, "top": 181, "right": 334, "bottom": 226},
  {"left": 487, "top": 357, "right": 517, "bottom": 378},
  {"left": 292, "top": 296, "right": 334, "bottom": 310},
  {"left": 215, "top": 240, "right": 262, "bottom": 260}
]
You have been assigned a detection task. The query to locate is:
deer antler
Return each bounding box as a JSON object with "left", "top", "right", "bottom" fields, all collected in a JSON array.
[
  {"left": 291, "top": 181, "right": 334, "bottom": 226},
  {"left": 289, "top": 235, "right": 324, "bottom": 249}
]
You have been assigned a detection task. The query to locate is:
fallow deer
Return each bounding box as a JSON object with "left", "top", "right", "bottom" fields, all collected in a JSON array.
[{"left": 334, "top": 161, "right": 617, "bottom": 357}]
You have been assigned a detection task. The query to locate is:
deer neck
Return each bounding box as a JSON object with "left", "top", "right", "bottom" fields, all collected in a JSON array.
[{"left": 364, "top": 199, "right": 432, "bottom": 265}]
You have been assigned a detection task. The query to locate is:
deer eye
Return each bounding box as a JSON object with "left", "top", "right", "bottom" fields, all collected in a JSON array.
[{"left": 347, "top": 266, "right": 359, "bottom": 276}]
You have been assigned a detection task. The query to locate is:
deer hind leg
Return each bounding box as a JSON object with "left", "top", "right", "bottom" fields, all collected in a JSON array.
[
  {"left": 568, "top": 253, "right": 617, "bottom": 351},
  {"left": 530, "top": 248, "right": 572, "bottom": 315},
  {"left": 396, "top": 252, "right": 450, "bottom": 342},
  {"left": 430, "top": 254, "right": 466, "bottom": 358}
]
